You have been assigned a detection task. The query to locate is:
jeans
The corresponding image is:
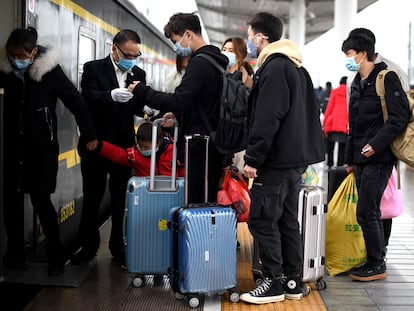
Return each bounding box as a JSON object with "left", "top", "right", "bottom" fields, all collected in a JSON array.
[
  {"left": 355, "top": 162, "right": 393, "bottom": 265},
  {"left": 248, "top": 166, "right": 306, "bottom": 280}
]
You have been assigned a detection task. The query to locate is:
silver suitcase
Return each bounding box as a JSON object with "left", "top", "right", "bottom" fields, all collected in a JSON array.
[{"left": 298, "top": 185, "right": 327, "bottom": 290}]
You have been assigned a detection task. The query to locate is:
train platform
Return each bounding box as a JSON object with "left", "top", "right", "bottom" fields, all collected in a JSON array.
[{"left": 1, "top": 161, "right": 414, "bottom": 311}]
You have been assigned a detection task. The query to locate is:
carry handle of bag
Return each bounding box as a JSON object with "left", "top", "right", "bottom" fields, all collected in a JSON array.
[
  {"left": 149, "top": 118, "right": 179, "bottom": 191},
  {"left": 184, "top": 134, "right": 210, "bottom": 205},
  {"left": 375, "top": 70, "right": 402, "bottom": 189}
]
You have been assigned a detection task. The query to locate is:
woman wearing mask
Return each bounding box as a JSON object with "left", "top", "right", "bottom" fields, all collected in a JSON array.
[
  {"left": 221, "top": 37, "right": 254, "bottom": 88},
  {"left": 0, "top": 27, "right": 97, "bottom": 276},
  {"left": 221, "top": 37, "right": 254, "bottom": 176}
]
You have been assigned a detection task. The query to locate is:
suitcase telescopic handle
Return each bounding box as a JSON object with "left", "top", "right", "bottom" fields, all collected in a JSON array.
[
  {"left": 184, "top": 134, "right": 210, "bottom": 205},
  {"left": 149, "top": 118, "right": 179, "bottom": 191}
]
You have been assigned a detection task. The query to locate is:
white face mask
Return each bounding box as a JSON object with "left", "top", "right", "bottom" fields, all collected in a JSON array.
[
  {"left": 174, "top": 34, "right": 192, "bottom": 57},
  {"left": 222, "top": 51, "right": 237, "bottom": 67},
  {"left": 344, "top": 55, "right": 361, "bottom": 72}
]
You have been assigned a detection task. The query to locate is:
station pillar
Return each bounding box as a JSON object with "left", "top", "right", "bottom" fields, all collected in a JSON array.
[{"left": 289, "top": 0, "right": 306, "bottom": 49}]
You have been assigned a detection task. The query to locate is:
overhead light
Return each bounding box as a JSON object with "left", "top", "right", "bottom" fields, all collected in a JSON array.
[{"left": 307, "top": 11, "right": 316, "bottom": 20}]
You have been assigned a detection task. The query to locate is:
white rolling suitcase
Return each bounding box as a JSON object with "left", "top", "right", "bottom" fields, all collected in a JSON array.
[{"left": 298, "top": 184, "right": 327, "bottom": 290}]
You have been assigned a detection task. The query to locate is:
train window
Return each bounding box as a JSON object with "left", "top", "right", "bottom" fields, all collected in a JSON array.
[
  {"left": 153, "top": 63, "right": 160, "bottom": 90},
  {"left": 145, "top": 61, "right": 153, "bottom": 88},
  {"left": 104, "top": 39, "right": 112, "bottom": 58},
  {"left": 159, "top": 64, "right": 167, "bottom": 92},
  {"left": 77, "top": 27, "right": 96, "bottom": 89}
]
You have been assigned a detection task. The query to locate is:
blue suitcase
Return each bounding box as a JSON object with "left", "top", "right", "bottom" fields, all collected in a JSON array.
[
  {"left": 125, "top": 119, "right": 184, "bottom": 287},
  {"left": 169, "top": 135, "right": 239, "bottom": 308}
]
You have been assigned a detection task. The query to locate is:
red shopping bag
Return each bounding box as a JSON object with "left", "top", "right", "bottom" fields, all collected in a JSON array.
[{"left": 217, "top": 168, "right": 250, "bottom": 222}]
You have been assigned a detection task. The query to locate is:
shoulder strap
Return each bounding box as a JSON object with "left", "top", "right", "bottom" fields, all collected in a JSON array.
[
  {"left": 196, "top": 53, "right": 225, "bottom": 74},
  {"left": 376, "top": 69, "right": 390, "bottom": 122},
  {"left": 375, "top": 69, "right": 402, "bottom": 189}
]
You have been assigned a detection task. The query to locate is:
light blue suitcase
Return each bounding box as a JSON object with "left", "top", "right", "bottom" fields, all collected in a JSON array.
[
  {"left": 169, "top": 135, "right": 239, "bottom": 308},
  {"left": 125, "top": 119, "right": 184, "bottom": 287}
]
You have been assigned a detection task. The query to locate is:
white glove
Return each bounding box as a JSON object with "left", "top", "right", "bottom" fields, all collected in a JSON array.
[
  {"left": 143, "top": 105, "right": 155, "bottom": 115},
  {"left": 111, "top": 88, "right": 133, "bottom": 102}
]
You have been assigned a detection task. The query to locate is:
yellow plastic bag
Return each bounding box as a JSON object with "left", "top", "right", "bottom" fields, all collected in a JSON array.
[{"left": 325, "top": 173, "right": 366, "bottom": 276}]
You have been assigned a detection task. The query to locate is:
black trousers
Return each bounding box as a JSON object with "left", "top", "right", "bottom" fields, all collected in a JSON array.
[
  {"left": 3, "top": 188, "right": 63, "bottom": 264},
  {"left": 355, "top": 162, "right": 393, "bottom": 265},
  {"left": 79, "top": 152, "right": 132, "bottom": 255},
  {"left": 29, "top": 192, "right": 63, "bottom": 264},
  {"left": 3, "top": 188, "right": 25, "bottom": 258},
  {"left": 248, "top": 166, "right": 306, "bottom": 280}
]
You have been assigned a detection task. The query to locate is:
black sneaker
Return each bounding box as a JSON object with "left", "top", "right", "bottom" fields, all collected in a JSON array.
[
  {"left": 70, "top": 248, "right": 96, "bottom": 265},
  {"left": 348, "top": 262, "right": 368, "bottom": 274},
  {"left": 348, "top": 262, "right": 386, "bottom": 282},
  {"left": 240, "top": 277, "right": 285, "bottom": 304},
  {"left": 284, "top": 277, "right": 303, "bottom": 300},
  {"left": 48, "top": 262, "right": 64, "bottom": 276}
]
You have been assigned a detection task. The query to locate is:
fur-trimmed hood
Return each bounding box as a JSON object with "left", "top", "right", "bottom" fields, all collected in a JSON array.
[{"left": 0, "top": 45, "right": 61, "bottom": 82}]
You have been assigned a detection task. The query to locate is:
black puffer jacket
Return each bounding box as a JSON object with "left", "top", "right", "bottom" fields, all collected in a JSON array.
[
  {"left": 0, "top": 45, "right": 96, "bottom": 193},
  {"left": 346, "top": 62, "right": 410, "bottom": 165}
]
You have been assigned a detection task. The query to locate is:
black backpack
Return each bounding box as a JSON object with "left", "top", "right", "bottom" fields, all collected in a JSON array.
[{"left": 197, "top": 53, "right": 250, "bottom": 155}]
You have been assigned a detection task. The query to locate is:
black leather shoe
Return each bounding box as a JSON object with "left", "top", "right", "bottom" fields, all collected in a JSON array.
[
  {"left": 111, "top": 250, "right": 125, "bottom": 263},
  {"left": 48, "top": 262, "right": 64, "bottom": 276},
  {"left": 3, "top": 252, "right": 26, "bottom": 270},
  {"left": 70, "top": 249, "right": 96, "bottom": 265}
]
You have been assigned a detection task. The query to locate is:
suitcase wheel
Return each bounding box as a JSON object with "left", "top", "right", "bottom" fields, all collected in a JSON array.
[
  {"left": 132, "top": 276, "right": 143, "bottom": 287},
  {"left": 188, "top": 295, "right": 200, "bottom": 308},
  {"left": 315, "top": 278, "right": 327, "bottom": 290},
  {"left": 302, "top": 284, "right": 311, "bottom": 297},
  {"left": 174, "top": 291, "right": 185, "bottom": 300},
  {"left": 229, "top": 290, "right": 240, "bottom": 303}
]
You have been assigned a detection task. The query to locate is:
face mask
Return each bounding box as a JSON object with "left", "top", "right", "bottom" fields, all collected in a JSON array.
[
  {"left": 10, "top": 58, "right": 32, "bottom": 70},
  {"left": 344, "top": 56, "right": 360, "bottom": 72},
  {"left": 137, "top": 144, "right": 158, "bottom": 157},
  {"left": 222, "top": 51, "right": 236, "bottom": 67},
  {"left": 247, "top": 37, "right": 258, "bottom": 58},
  {"left": 174, "top": 35, "right": 192, "bottom": 57},
  {"left": 116, "top": 58, "right": 136, "bottom": 71},
  {"left": 139, "top": 149, "right": 152, "bottom": 157}
]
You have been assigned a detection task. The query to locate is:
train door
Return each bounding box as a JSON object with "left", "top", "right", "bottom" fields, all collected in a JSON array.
[{"left": 0, "top": 0, "right": 24, "bottom": 279}]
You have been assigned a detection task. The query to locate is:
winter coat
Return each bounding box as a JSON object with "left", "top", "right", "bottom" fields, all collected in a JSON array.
[
  {"left": 0, "top": 45, "right": 96, "bottom": 193},
  {"left": 133, "top": 45, "right": 229, "bottom": 160},
  {"left": 245, "top": 39, "right": 325, "bottom": 170},
  {"left": 346, "top": 62, "right": 410, "bottom": 165},
  {"left": 323, "top": 84, "right": 348, "bottom": 135},
  {"left": 98, "top": 136, "right": 184, "bottom": 177}
]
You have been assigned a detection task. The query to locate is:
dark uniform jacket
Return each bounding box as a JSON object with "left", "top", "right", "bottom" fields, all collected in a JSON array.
[
  {"left": 0, "top": 45, "right": 96, "bottom": 193},
  {"left": 346, "top": 62, "right": 410, "bottom": 165},
  {"left": 245, "top": 39, "right": 325, "bottom": 170},
  {"left": 79, "top": 55, "right": 146, "bottom": 150}
]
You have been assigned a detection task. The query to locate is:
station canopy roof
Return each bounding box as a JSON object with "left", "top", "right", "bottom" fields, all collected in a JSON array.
[{"left": 195, "top": 0, "right": 378, "bottom": 47}]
